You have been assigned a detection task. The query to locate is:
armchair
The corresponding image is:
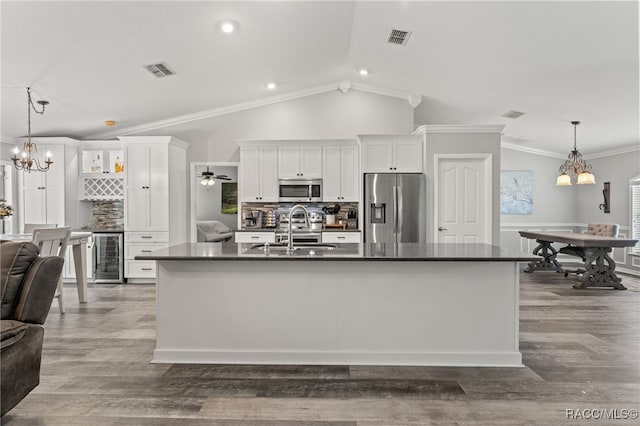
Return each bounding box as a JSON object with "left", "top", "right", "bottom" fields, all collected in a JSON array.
[
  {"left": 196, "top": 220, "right": 233, "bottom": 242},
  {"left": 1, "top": 240, "right": 64, "bottom": 416}
]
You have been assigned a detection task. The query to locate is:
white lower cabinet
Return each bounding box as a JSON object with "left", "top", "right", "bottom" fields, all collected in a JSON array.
[
  {"left": 124, "top": 231, "right": 169, "bottom": 279},
  {"left": 322, "top": 232, "right": 361, "bottom": 243},
  {"left": 235, "top": 232, "right": 276, "bottom": 243},
  {"left": 62, "top": 243, "right": 94, "bottom": 281}
]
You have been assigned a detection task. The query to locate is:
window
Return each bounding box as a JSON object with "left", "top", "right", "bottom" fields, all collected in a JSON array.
[{"left": 632, "top": 176, "right": 640, "bottom": 254}]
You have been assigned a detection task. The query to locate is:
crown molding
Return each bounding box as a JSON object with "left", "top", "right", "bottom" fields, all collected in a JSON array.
[
  {"left": 350, "top": 82, "right": 420, "bottom": 107},
  {"left": 413, "top": 124, "right": 505, "bottom": 134},
  {"left": 501, "top": 142, "right": 566, "bottom": 159},
  {"left": 583, "top": 143, "right": 640, "bottom": 160},
  {"left": 502, "top": 141, "right": 640, "bottom": 160},
  {"left": 87, "top": 81, "right": 417, "bottom": 139},
  {"left": 0, "top": 135, "right": 18, "bottom": 145}
]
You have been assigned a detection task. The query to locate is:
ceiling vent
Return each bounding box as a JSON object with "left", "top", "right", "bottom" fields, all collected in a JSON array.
[
  {"left": 387, "top": 29, "right": 412, "bottom": 46},
  {"left": 144, "top": 62, "right": 176, "bottom": 78},
  {"left": 502, "top": 110, "right": 526, "bottom": 119}
]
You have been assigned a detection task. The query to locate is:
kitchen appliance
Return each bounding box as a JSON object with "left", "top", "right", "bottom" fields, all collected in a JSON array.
[
  {"left": 278, "top": 179, "right": 322, "bottom": 202},
  {"left": 244, "top": 210, "right": 263, "bottom": 228},
  {"left": 276, "top": 210, "right": 323, "bottom": 244},
  {"left": 364, "top": 173, "right": 426, "bottom": 243},
  {"left": 93, "top": 232, "right": 123, "bottom": 283}
]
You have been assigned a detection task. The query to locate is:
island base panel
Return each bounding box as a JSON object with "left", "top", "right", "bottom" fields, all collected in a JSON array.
[{"left": 154, "top": 260, "right": 522, "bottom": 367}]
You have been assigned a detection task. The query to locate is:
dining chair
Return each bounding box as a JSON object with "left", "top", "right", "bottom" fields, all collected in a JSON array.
[
  {"left": 24, "top": 223, "right": 58, "bottom": 233},
  {"left": 31, "top": 227, "right": 71, "bottom": 313}
]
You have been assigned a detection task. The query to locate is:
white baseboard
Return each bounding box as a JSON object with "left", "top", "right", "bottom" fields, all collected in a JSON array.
[{"left": 152, "top": 349, "right": 523, "bottom": 368}]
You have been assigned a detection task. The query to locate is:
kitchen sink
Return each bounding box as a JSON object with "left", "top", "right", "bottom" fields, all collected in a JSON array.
[{"left": 248, "top": 243, "right": 337, "bottom": 251}]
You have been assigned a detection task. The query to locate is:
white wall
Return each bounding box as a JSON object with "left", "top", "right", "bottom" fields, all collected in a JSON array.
[
  {"left": 139, "top": 89, "right": 414, "bottom": 164},
  {"left": 501, "top": 148, "right": 578, "bottom": 224},
  {"left": 423, "top": 130, "right": 502, "bottom": 244}
]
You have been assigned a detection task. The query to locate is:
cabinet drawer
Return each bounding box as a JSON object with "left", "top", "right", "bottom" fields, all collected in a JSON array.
[
  {"left": 235, "top": 232, "right": 276, "bottom": 243},
  {"left": 125, "top": 232, "right": 168, "bottom": 243},
  {"left": 125, "top": 243, "right": 169, "bottom": 259},
  {"left": 125, "top": 260, "right": 156, "bottom": 278},
  {"left": 322, "top": 232, "right": 361, "bottom": 243}
]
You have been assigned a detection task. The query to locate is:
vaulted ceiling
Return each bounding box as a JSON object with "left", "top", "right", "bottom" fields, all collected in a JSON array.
[{"left": 1, "top": 1, "right": 638, "bottom": 155}]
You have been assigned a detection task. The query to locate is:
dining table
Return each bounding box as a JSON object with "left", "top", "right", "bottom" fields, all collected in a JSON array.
[
  {"left": 518, "top": 230, "right": 639, "bottom": 289},
  {"left": 1, "top": 231, "right": 92, "bottom": 303}
]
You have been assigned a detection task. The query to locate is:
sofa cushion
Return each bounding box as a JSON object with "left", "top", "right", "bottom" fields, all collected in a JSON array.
[{"left": 1, "top": 241, "right": 40, "bottom": 320}]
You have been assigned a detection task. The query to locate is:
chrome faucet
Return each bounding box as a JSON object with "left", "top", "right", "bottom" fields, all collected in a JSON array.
[{"left": 287, "top": 204, "right": 310, "bottom": 252}]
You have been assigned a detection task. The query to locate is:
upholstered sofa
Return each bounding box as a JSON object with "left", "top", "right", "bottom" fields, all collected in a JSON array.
[
  {"left": 196, "top": 220, "right": 233, "bottom": 242},
  {"left": 1, "top": 240, "right": 64, "bottom": 417}
]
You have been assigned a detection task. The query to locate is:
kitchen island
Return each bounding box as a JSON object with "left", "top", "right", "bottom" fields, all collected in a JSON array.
[{"left": 137, "top": 243, "right": 535, "bottom": 367}]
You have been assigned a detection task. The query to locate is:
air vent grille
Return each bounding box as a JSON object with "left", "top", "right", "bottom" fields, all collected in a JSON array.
[
  {"left": 144, "top": 62, "right": 176, "bottom": 78},
  {"left": 388, "top": 29, "right": 412, "bottom": 46},
  {"left": 502, "top": 110, "right": 526, "bottom": 119}
]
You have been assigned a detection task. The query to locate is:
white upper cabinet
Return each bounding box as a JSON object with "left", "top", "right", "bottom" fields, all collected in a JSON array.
[
  {"left": 20, "top": 144, "right": 65, "bottom": 228},
  {"left": 361, "top": 135, "right": 423, "bottom": 173},
  {"left": 322, "top": 145, "right": 359, "bottom": 202},
  {"left": 124, "top": 142, "right": 170, "bottom": 231},
  {"left": 240, "top": 146, "right": 278, "bottom": 202},
  {"left": 278, "top": 146, "right": 322, "bottom": 179}
]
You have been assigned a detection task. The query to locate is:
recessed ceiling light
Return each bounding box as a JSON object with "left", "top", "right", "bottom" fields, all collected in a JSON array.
[
  {"left": 220, "top": 21, "right": 237, "bottom": 34},
  {"left": 265, "top": 82, "right": 277, "bottom": 90},
  {"left": 104, "top": 120, "right": 116, "bottom": 127},
  {"left": 358, "top": 68, "right": 369, "bottom": 76}
]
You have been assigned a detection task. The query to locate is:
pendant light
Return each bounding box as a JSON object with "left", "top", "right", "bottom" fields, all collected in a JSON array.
[
  {"left": 556, "top": 121, "right": 595, "bottom": 186},
  {"left": 10, "top": 87, "right": 53, "bottom": 173}
]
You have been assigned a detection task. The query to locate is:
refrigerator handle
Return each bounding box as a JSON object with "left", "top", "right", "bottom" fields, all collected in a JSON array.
[{"left": 393, "top": 185, "right": 398, "bottom": 234}]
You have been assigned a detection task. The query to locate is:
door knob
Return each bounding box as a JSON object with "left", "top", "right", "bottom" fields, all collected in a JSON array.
[{"left": 438, "top": 226, "right": 448, "bottom": 231}]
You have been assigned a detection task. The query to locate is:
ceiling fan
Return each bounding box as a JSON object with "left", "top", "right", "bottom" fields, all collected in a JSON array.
[{"left": 198, "top": 166, "right": 232, "bottom": 186}]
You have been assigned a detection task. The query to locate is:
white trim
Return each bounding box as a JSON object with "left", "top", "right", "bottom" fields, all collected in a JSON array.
[
  {"left": 414, "top": 124, "right": 505, "bottom": 135},
  {"left": 433, "top": 153, "right": 493, "bottom": 244},
  {"left": 501, "top": 142, "right": 567, "bottom": 159},
  {"left": 584, "top": 144, "right": 640, "bottom": 160},
  {"left": 152, "top": 349, "right": 522, "bottom": 367},
  {"left": 0, "top": 135, "right": 19, "bottom": 145},
  {"left": 87, "top": 81, "right": 416, "bottom": 139},
  {"left": 190, "top": 161, "right": 239, "bottom": 242},
  {"left": 350, "top": 82, "right": 420, "bottom": 107}
]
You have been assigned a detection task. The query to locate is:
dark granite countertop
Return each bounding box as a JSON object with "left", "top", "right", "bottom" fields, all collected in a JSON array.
[
  {"left": 76, "top": 227, "right": 124, "bottom": 233},
  {"left": 135, "top": 242, "right": 536, "bottom": 262}
]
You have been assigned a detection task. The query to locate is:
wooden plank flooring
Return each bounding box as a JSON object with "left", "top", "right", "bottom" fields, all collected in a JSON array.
[{"left": 3, "top": 268, "right": 639, "bottom": 425}]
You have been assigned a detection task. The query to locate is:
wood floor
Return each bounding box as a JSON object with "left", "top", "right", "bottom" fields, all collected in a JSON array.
[{"left": 3, "top": 268, "right": 640, "bottom": 425}]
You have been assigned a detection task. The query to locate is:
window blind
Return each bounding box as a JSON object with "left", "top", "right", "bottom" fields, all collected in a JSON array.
[{"left": 632, "top": 183, "right": 640, "bottom": 254}]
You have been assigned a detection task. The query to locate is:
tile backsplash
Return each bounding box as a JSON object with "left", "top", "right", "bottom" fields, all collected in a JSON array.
[{"left": 88, "top": 200, "right": 124, "bottom": 229}]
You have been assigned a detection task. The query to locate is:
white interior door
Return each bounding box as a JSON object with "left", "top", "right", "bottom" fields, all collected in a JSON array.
[{"left": 435, "top": 156, "right": 491, "bottom": 244}]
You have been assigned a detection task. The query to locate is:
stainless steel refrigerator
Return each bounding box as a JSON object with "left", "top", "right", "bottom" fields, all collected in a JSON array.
[{"left": 364, "top": 173, "right": 426, "bottom": 243}]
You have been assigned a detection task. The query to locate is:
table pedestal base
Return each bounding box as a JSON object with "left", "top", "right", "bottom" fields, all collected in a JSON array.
[
  {"left": 524, "top": 240, "right": 564, "bottom": 273},
  {"left": 573, "top": 247, "right": 626, "bottom": 290}
]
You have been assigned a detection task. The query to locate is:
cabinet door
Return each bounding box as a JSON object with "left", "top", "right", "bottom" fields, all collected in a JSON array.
[
  {"left": 240, "top": 148, "right": 261, "bottom": 201},
  {"left": 363, "top": 140, "right": 393, "bottom": 172},
  {"left": 393, "top": 137, "right": 422, "bottom": 172},
  {"left": 278, "top": 146, "right": 300, "bottom": 179},
  {"left": 259, "top": 147, "right": 279, "bottom": 201},
  {"left": 125, "top": 188, "right": 148, "bottom": 230},
  {"left": 45, "top": 186, "right": 65, "bottom": 226},
  {"left": 126, "top": 144, "right": 148, "bottom": 189},
  {"left": 322, "top": 146, "right": 341, "bottom": 202},
  {"left": 299, "top": 146, "right": 322, "bottom": 178},
  {"left": 340, "top": 145, "right": 360, "bottom": 201},
  {"left": 22, "top": 188, "right": 46, "bottom": 225},
  {"left": 147, "top": 144, "right": 169, "bottom": 190},
  {"left": 148, "top": 187, "right": 169, "bottom": 230}
]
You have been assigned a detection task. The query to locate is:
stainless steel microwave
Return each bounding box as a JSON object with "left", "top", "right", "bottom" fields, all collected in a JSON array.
[{"left": 278, "top": 179, "right": 322, "bottom": 202}]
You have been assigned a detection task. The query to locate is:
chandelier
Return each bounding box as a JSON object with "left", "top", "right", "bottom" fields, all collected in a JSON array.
[
  {"left": 556, "top": 121, "right": 595, "bottom": 186},
  {"left": 10, "top": 87, "right": 53, "bottom": 173}
]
